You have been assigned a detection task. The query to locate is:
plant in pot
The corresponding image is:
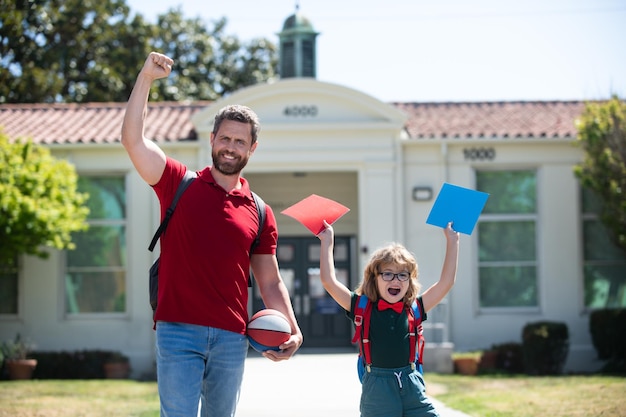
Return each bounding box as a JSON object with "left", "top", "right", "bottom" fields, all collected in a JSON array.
[
  {"left": 103, "top": 351, "right": 130, "bottom": 379},
  {"left": 1, "top": 333, "right": 37, "bottom": 380},
  {"left": 452, "top": 351, "right": 481, "bottom": 375}
]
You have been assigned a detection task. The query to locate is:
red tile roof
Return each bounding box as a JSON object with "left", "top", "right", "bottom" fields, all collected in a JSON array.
[
  {"left": 0, "top": 102, "right": 210, "bottom": 145},
  {"left": 0, "top": 100, "right": 587, "bottom": 145},
  {"left": 395, "top": 101, "right": 586, "bottom": 139}
]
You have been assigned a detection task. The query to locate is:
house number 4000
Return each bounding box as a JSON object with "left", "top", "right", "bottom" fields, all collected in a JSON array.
[
  {"left": 283, "top": 105, "right": 318, "bottom": 117},
  {"left": 463, "top": 147, "right": 496, "bottom": 161}
]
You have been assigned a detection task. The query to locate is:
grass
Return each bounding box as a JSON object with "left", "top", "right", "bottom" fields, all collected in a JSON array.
[
  {"left": 0, "top": 380, "right": 159, "bottom": 417},
  {"left": 427, "top": 373, "right": 626, "bottom": 417},
  {"left": 0, "top": 374, "right": 624, "bottom": 417}
]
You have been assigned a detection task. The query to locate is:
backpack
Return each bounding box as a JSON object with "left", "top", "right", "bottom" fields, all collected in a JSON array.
[
  {"left": 351, "top": 295, "right": 425, "bottom": 382},
  {"left": 147, "top": 170, "right": 266, "bottom": 315}
]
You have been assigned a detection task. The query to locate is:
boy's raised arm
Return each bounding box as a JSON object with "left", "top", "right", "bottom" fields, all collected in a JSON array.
[
  {"left": 317, "top": 221, "right": 352, "bottom": 311},
  {"left": 421, "top": 222, "right": 460, "bottom": 312}
]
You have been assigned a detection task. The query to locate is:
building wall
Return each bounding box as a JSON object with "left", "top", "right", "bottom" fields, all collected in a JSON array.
[
  {"left": 403, "top": 138, "right": 601, "bottom": 372},
  {"left": 1, "top": 79, "right": 602, "bottom": 376}
]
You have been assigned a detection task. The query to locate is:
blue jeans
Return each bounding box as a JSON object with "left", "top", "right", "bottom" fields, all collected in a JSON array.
[{"left": 156, "top": 322, "right": 249, "bottom": 417}]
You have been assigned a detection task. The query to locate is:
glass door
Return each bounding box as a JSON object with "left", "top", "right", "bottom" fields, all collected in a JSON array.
[{"left": 251, "top": 236, "right": 355, "bottom": 347}]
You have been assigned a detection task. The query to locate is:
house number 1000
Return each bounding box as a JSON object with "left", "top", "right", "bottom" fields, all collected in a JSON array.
[{"left": 463, "top": 147, "right": 496, "bottom": 161}]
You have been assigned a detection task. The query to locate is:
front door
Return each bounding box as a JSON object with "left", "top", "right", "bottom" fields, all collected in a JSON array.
[{"left": 251, "top": 236, "right": 355, "bottom": 347}]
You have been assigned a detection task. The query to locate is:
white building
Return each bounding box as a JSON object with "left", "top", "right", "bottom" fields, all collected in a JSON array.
[{"left": 1, "top": 10, "right": 624, "bottom": 377}]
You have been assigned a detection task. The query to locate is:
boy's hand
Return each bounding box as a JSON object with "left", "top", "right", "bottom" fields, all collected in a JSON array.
[
  {"left": 316, "top": 220, "right": 334, "bottom": 244},
  {"left": 444, "top": 222, "right": 460, "bottom": 242}
]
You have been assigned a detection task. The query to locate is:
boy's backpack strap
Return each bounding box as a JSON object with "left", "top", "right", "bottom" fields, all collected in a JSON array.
[
  {"left": 409, "top": 298, "right": 426, "bottom": 373},
  {"left": 148, "top": 170, "right": 197, "bottom": 252},
  {"left": 248, "top": 192, "right": 267, "bottom": 287},
  {"left": 352, "top": 295, "right": 373, "bottom": 373},
  {"left": 351, "top": 295, "right": 369, "bottom": 343}
]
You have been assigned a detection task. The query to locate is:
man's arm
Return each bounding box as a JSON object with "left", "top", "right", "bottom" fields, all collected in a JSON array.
[
  {"left": 121, "top": 52, "right": 171, "bottom": 185},
  {"left": 250, "top": 254, "right": 303, "bottom": 361}
]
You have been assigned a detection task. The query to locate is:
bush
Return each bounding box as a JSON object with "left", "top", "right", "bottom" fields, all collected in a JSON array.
[
  {"left": 29, "top": 350, "right": 119, "bottom": 379},
  {"left": 491, "top": 342, "right": 524, "bottom": 374},
  {"left": 478, "top": 342, "right": 524, "bottom": 374},
  {"left": 589, "top": 308, "right": 626, "bottom": 374},
  {"left": 522, "top": 321, "right": 569, "bottom": 375}
]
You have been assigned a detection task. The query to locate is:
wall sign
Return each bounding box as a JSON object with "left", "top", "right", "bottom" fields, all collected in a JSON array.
[
  {"left": 463, "top": 147, "right": 496, "bottom": 161},
  {"left": 284, "top": 105, "right": 318, "bottom": 117}
]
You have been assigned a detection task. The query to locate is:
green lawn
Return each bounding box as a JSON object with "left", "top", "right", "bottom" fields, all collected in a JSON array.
[
  {"left": 427, "top": 373, "right": 626, "bottom": 417},
  {"left": 0, "top": 375, "right": 624, "bottom": 417},
  {"left": 0, "top": 380, "right": 159, "bottom": 417}
]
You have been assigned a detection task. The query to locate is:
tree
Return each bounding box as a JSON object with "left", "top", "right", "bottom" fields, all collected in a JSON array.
[
  {"left": 149, "top": 8, "right": 278, "bottom": 101},
  {"left": 0, "top": 130, "right": 89, "bottom": 264},
  {"left": 0, "top": 0, "right": 149, "bottom": 103},
  {"left": 0, "top": 1, "right": 278, "bottom": 103},
  {"left": 574, "top": 97, "right": 626, "bottom": 253}
]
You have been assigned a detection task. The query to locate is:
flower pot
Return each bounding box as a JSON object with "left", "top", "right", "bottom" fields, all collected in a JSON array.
[
  {"left": 103, "top": 361, "right": 130, "bottom": 379},
  {"left": 6, "top": 359, "right": 37, "bottom": 380},
  {"left": 454, "top": 357, "right": 478, "bottom": 375}
]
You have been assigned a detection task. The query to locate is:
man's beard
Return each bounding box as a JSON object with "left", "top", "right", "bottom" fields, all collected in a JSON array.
[{"left": 212, "top": 150, "right": 249, "bottom": 176}]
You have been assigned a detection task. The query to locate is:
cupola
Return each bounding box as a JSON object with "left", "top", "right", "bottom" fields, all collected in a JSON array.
[{"left": 278, "top": 5, "right": 319, "bottom": 78}]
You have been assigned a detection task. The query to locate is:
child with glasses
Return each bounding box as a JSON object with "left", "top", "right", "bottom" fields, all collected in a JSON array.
[{"left": 317, "top": 220, "right": 459, "bottom": 417}]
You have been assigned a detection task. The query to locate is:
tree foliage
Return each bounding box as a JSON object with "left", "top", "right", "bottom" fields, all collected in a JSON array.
[
  {"left": 0, "top": 0, "right": 149, "bottom": 103},
  {"left": 574, "top": 97, "right": 626, "bottom": 253},
  {"left": 0, "top": 1, "right": 278, "bottom": 103},
  {"left": 150, "top": 9, "right": 278, "bottom": 101},
  {"left": 0, "top": 130, "right": 89, "bottom": 263}
]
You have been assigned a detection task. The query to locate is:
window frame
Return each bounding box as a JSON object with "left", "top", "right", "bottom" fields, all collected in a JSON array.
[
  {"left": 0, "top": 255, "right": 22, "bottom": 319},
  {"left": 63, "top": 174, "right": 128, "bottom": 319},
  {"left": 579, "top": 187, "right": 626, "bottom": 310},
  {"left": 475, "top": 168, "right": 541, "bottom": 314}
]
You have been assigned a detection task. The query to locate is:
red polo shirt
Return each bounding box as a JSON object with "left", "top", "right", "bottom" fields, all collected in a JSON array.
[{"left": 152, "top": 157, "right": 277, "bottom": 333}]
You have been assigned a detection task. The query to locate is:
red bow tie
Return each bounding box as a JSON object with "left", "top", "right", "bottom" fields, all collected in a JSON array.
[{"left": 378, "top": 299, "right": 404, "bottom": 314}]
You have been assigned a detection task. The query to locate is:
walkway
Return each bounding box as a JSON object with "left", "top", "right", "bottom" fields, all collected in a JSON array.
[{"left": 236, "top": 348, "right": 472, "bottom": 417}]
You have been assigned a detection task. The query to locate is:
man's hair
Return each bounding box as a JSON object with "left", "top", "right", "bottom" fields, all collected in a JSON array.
[
  {"left": 213, "top": 104, "right": 261, "bottom": 144},
  {"left": 355, "top": 243, "right": 421, "bottom": 306}
]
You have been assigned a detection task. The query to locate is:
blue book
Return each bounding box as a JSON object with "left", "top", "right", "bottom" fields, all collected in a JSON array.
[{"left": 426, "top": 183, "right": 490, "bottom": 235}]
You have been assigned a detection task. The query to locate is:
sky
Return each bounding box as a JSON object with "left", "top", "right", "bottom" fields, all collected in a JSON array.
[{"left": 125, "top": 0, "right": 626, "bottom": 103}]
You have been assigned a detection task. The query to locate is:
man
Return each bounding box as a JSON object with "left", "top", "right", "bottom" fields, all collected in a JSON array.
[{"left": 121, "top": 52, "right": 303, "bottom": 417}]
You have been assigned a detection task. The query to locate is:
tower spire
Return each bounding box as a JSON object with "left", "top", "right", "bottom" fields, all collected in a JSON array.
[{"left": 278, "top": 6, "right": 319, "bottom": 79}]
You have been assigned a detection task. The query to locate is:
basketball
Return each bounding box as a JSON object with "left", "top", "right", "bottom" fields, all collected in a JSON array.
[{"left": 247, "top": 309, "right": 291, "bottom": 352}]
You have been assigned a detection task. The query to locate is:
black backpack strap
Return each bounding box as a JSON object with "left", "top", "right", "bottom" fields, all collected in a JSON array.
[
  {"left": 248, "top": 192, "right": 267, "bottom": 287},
  {"left": 250, "top": 192, "right": 266, "bottom": 253},
  {"left": 148, "top": 170, "right": 197, "bottom": 252}
]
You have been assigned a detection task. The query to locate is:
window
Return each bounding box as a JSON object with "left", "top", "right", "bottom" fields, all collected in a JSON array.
[
  {"left": 302, "top": 40, "right": 315, "bottom": 77},
  {"left": 476, "top": 170, "right": 538, "bottom": 308},
  {"left": 280, "top": 41, "right": 295, "bottom": 77},
  {"left": 0, "top": 256, "right": 18, "bottom": 315},
  {"left": 65, "top": 176, "right": 126, "bottom": 314},
  {"left": 581, "top": 188, "right": 626, "bottom": 308}
]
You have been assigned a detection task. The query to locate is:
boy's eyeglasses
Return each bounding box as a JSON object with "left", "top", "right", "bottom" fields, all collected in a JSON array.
[{"left": 378, "top": 271, "right": 410, "bottom": 282}]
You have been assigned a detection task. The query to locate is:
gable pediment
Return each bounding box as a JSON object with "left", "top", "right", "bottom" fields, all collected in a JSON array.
[{"left": 191, "top": 78, "right": 408, "bottom": 135}]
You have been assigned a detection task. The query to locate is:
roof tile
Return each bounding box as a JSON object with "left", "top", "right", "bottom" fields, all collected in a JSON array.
[
  {"left": 0, "top": 102, "right": 209, "bottom": 145},
  {"left": 0, "top": 100, "right": 589, "bottom": 145},
  {"left": 394, "top": 101, "right": 586, "bottom": 139}
]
